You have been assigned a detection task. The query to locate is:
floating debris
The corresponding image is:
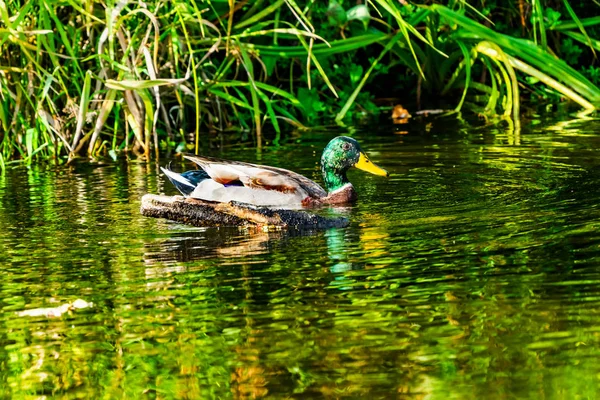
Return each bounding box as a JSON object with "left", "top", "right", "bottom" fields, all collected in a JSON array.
[
  {"left": 392, "top": 104, "right": 412, "bottom": 121},
  {"left": 17, "top": 299, "right": 93, "bottom": 318}
]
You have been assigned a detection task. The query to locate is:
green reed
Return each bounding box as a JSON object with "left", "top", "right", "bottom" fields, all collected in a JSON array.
[{"left": 0, "top": 0, "right": 598, "bottom": 167}]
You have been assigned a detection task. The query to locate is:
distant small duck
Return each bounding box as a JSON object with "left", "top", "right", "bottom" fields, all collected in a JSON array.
[{"left": 161, "top": 136, "right": 388, "bottom": 207}]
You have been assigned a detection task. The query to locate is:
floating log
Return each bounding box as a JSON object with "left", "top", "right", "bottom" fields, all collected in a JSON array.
[{"left": 140, "top": 194, "right": 349, "bottom": 229}]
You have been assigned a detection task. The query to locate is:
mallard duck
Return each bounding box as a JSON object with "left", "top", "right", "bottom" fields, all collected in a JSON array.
[{"left": 161, "top": 136, "right": 388, "bottom": 207}]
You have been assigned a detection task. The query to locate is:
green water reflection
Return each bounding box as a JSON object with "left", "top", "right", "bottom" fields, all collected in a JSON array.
[{"left": 2, "top": 118, "right": 600, "bottom": 398}]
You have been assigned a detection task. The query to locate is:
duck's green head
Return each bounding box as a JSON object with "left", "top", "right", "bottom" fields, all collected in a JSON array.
[{"left": 320, "top": 136, "right": 388, "bottom": 192}]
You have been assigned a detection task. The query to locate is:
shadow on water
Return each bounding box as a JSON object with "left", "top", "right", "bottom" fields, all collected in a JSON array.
[{"left": 2, "top": 116, "right": 600, "bottom": 397}]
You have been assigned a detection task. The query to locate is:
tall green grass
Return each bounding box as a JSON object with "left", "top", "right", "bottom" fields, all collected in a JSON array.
[{"left": 0, "top": 0, "right": 598, "bottom": 167}]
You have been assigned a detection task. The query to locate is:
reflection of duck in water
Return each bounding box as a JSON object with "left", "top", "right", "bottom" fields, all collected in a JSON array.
[
  {"left": 161, "top": 136, "right": 388, "bottom": 207},
  {"left": 143, "top": 228, "right": 327, "bottom": 265}
]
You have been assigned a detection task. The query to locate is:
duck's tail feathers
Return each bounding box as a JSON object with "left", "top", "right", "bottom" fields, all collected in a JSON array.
[{"left": 161, "top": 167, "right": 198, "bottom": 196}]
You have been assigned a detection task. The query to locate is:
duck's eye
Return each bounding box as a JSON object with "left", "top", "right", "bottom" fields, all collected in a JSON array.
[{"left": 342, "top": 143, "right": 351, "bottom": 151}]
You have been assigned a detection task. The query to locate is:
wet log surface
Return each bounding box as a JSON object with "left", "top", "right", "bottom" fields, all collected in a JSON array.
[{"left": 141, "top": 194, "right": 349, "bottom": 229}]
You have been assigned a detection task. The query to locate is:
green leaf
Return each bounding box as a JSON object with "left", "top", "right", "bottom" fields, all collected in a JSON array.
[
  {"left": 263, "top": 55, "right": 278, "bottom": 77},
  {"left": 350, "top": 64, "right": 364, "bottom": 85},
  {"left": 544, "top": 7, "right": 562, "bottom": 29},
  {"left": 346, "top": 5, "right": 370, "bottom": 29},
  {"left": 297, "top": 87, "right": 323, "bottom": 119},
  {"left": 327, "top": 0, "right": 347, "bottom": 27}
]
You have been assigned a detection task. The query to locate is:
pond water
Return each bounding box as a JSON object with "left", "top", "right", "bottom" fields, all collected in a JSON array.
[{"left": 2, "top": 116, "right": 600, "bottom": 398}]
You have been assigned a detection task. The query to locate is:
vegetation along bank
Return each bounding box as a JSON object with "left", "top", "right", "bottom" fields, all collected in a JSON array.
[{"left": 1, "top": 0, "right": 599, "bottom": 167}]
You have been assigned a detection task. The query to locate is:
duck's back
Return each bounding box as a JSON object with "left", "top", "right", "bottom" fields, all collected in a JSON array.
[{"left": 184, "top": 155, "right": 327, "bottom": 206}]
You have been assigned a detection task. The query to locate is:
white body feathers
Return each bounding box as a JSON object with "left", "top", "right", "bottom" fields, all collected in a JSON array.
[{"left": 161, "top": 156, "right": 327, "bottom": 207}]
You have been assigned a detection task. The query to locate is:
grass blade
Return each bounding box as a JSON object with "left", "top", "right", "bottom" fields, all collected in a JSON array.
[
  {"left": 433, "top": 5, "right": 600, "bottom": 104},
  {"left": 454, "top": 40, "right": 472, "bottom": 112},
  {"left": 72, "top": 71, "right": 93, "bottom": 151},
  {"left": 235, "top": 0, "right": 285, "bottom": 29},
  {"left": 560, "top": 0, "right": 596, "bottom": 56},
  {"left": 561, "top": 30, "right": 600, "bottom": 52},
  {"left": 551, "top": 16, "right": 600, "bottom": 31},
  {"left": 336, "top": 32, "right": 401, "bottom": 122},
  {"left": 477, "top": 41, "right": 594, "bottom": 111}
]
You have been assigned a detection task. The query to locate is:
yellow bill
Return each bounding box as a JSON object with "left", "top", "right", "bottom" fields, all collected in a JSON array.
[{"left": 355, "top": 152, "right": 389, "bottom": 177}]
